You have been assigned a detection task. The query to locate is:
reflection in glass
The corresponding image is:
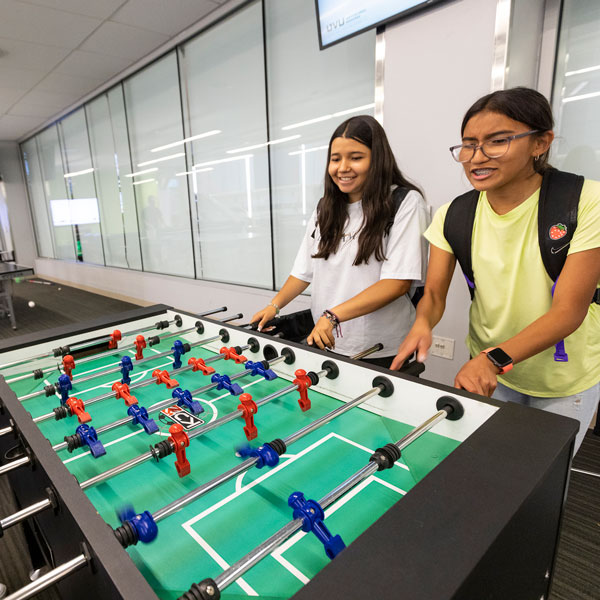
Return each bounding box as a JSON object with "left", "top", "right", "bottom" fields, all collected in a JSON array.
[
  {"left": 37, "top": 126, "right": 76, "bottom": 260},
  {"left": 265, "top": 0, "right": 376, "bottom": 288},
  {"left": 124, "top": 52, "right": 194, "bottom": 278},
  {"left": 87, "top": 87, "right": 143, "bottom": 270},
  {"left": 60, "top": 109, "right": 105, "bottom": 265},
  {"left": 552, "top": 0, "right": 600, "bottom": 181},
  {"left": 22, "top": 138, "right": 54, "bottom": 258},
  {"left": 180, "top": 0, "right": 272, "bottom": 288}
]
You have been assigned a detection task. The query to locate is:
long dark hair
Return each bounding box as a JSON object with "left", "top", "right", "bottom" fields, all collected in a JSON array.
[
  {"left": 313, "top": 115, "right": 421, "bottom": 265},
  {"left": 461, "top": 87, "right": 554, "bottom": 174}
]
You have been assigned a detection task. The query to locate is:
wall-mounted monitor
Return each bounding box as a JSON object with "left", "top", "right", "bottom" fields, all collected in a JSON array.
[
  {"left": 316, "top": 0, "right": 451, "bottom": 49},
  {"left": 50, "top": 198, "right": 100, "bottom": 227}
]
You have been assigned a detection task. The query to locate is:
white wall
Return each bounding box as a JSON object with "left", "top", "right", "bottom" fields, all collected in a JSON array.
[
  {"left": 0, "top": 141, "right": 36, "bottom": 266},
  {"left": 383, "top": 0, "right": 499, "bottom": 384},
  {"left": 35, "top": 256, "right": 310, "bottom": 319}
]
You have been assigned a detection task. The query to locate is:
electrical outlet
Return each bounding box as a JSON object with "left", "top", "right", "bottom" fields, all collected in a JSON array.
[{"left": 431, "top": 336, "right": 455, "bottom": 360}]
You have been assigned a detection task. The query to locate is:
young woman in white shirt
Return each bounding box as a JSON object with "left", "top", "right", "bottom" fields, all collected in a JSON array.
[{"left": 251, "top": 115, "right": 429, "bottom": 368}]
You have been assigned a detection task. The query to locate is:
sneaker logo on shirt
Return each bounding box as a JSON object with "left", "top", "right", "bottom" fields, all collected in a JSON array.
[{"left": 550, "top": 242, "right": 570, "bottom": 254}]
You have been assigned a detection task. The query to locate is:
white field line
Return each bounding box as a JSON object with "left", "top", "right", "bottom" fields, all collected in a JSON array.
[
  {"left": 184, "top": 528, "right": 259, "bottom": 596},
  {"left": 182, "top": 432, "right": 409, "bottom": 592},
  {"left": 271, "top": 475, "right": 406, "bottom": 583}
]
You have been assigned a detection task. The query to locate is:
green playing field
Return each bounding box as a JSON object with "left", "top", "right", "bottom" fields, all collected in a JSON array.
[{"left": 8, "top": 337, "right": 460, "bottom": 599}]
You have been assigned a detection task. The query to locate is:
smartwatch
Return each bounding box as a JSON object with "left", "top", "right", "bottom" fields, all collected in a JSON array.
[{"left": 481, "top": 347, "right": 513, "bottom": 374}]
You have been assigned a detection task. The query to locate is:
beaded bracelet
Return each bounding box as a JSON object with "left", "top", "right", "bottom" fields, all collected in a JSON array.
[
  {"left": 269, "top": 302, "right": 280, "bottom": 315},
  {"left": 322, "top": 309, "right": 342, "bottom": 337}
]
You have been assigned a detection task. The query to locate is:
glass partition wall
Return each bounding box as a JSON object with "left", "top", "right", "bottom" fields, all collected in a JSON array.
[
  {"left": 21, "top": 0, "right": 376, "bottom": 291},
  {"left": 552, "top": 0, "right": 600, "bottom": 181}
]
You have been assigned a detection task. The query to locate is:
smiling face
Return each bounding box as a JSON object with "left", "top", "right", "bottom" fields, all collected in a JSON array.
[
  {"left": 328, "top": 136, "right": 372, "bottom": 203},
  {"left": 461, "top": 110, "right": 551, "bottom": 194}
]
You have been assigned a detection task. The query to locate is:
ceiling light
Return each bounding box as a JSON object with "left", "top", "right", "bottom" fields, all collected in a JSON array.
[
  {"left": 132, "top": 178, "right": 155, "bottom": 186},
  {"left": 562, "top": 90, "right": 600, "bottom": 103},
  {"left": 226, "top": 135, "right": 300, "bottom": 154},
  {"left": 150, "top": 130, "right": 221, "bottom": 153},
  {"left": 565, "top": 65, "right": 600, "bottom": 77},
  {"left": 282, "top": 115, "right": 333, "bottom": 131},
  {"left": 193, "top": 154, "right": 253, "bottom": 168},
  {"left": 176, "top": 167, "right": 214, "bottom": 176},
  {"left": 125, "top": 168, "right": 158, "bottom": 178},
  {"left": 64, "top": 168, "right": 94, "bottom": 178},
  {"left": 288, "top": 145, "right": 328, "bottom": 156},
  {"left": 281, "top": 103, "right": 376, "bottom": 131},
  {"left": 137, "top": 152, "right": 185, "bottom": 167},
  {"left": 332, "top": 103, "right": 375, "bottom": 117}
]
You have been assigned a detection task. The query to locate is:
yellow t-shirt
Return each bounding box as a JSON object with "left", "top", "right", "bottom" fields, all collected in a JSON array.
[{"left": 425, "top": 180, "right": 600, "bottom": 397}]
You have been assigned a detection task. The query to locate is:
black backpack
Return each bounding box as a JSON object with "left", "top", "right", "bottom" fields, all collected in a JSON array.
[
  {"left": 443, "top": 168, "right": 600, "bottom": 361},
  {"left": 312, "top": 186, "right": 424, "bottom": 307}
]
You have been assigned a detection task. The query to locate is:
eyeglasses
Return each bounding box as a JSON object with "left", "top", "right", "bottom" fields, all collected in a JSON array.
[{"left": 449, "top": 130, "right": 540, "bottom": 163}]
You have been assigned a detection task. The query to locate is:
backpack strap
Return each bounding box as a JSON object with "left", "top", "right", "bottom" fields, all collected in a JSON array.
[
  {"left": 386, "top": 186, "right": 410, "bottom": 234},
  {"left": 443, "top": 189, "right": 480, "bottom": 300},
  {"left": 537, "top": 168, "right": 584, "bottom": 281},
  {"left": 538, "top": 169, "right": 584, "bottom": 363},
  {"left": 387, "top": 187, "right": 423, "bottom": 307}
]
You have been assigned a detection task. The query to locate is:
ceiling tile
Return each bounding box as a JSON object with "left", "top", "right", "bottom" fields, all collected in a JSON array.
[
  {"left": 7, "top": 101, "right": 58, "bottom": 119},
  {"left": 18, "top": 88, "right": 80, "bottom": 110},
  {"left": 111, "top": 0, "right": 218, "bottom": 36},
  {"left": 0, "top": 37, "right": 70, "bottom": 71},
  {"left": 14, "top": 0, "right": 127, "bottom": 20},
  {"left": 36, "top": 71, "right": 105, "bottom": 95},
  {"left": 0, "top": 65, "right": 48, "bottom": 88},
  {"left": 0, "top": 87, "right": 28, "bottom": 113},
  {"left": 80, "top": 21, "right": 170, "bottom": 60},
  {"left": 54, "top": 50, "right": 133, "bottom": 81},
  {"left": 0, "top": 114, "right": 45, "bottom": 141},
  {"left": 0, "top": 0, "right": 101, "bottom": 49}
]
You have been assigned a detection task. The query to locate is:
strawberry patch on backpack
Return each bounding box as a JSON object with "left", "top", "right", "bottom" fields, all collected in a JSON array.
[{"left": 549, "top": 223, "right": 567, "bottom": 240}]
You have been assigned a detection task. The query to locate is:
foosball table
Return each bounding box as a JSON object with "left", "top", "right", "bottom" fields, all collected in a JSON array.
[{"left": 0, "top": 304, "right": 577, "bottom": 600}]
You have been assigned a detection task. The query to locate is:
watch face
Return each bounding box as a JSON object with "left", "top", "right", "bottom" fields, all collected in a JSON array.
[{"left": 488, "top": 348, "right": 512, "bottom": 367}]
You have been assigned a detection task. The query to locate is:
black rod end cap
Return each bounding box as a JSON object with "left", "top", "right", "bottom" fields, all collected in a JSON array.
[
  {"left": 372, "top": 375, "right": 394, "bottom": 397},
  {"left": 436, "top": 395, "right": 464, "bottom": 421}
]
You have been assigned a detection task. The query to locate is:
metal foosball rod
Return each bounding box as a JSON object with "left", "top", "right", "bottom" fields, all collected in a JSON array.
[
  {"left": 16, "top": 314, "right": 243, "bottom": 402},
  {"left": 0, "top": 455, "right": 30, "bottom": 477},
  {"left": 49, "top": 339, "right": 260, "bottom": 452},
  {"left": 113, "top": 368, "right": 390, "bottom": 547},
  {"left": 179, "top": 395, "right": 465, "bottom": 600},
  {"left": 0, "top": 343, "right": 256, "bottom": 476},
  {"left": 78, "top": 350, "right": 295, "bottom": 489},
  {"left": 130, "top": 312, "right": 244, "bottom": 355},
  {"left": 0, "top": 345, "right": 382, "bottom": 534},
  {"left": 0, "top": 306, "right": 227, "bottom": 373},
  {"left": 4, "top": 546, "right": 91, "bottom": 600},
  {"left": 0, "top": 330, "right": 251, "bottom": 474},
  {"left": 0, "top": 488, "right": 57, "bottom": 537},
  {"left": 34, "top": 334, "right": 253, "bottom": 429},
  {"left": 80, "top": 341, "right": 383, "bottom": 489},
  {"left": 5, "top": 310, "right": 237, "bottom": 387}
]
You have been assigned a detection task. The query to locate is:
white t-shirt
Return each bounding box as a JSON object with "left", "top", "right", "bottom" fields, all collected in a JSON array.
[{"left": 290, "top": 190, "right": 430, "bottom": 358}]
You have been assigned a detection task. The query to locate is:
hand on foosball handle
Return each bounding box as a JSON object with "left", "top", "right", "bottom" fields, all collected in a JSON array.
[
  {"left": 454, "top": 354, "right": 499, "bottom": 397},
  {"left": 390, "top": 318, "right": 432, "bottom": 370},
  {"left": 250, "top": 305, "right": 278, "bottom": 331},
  {"left": 307, "top": 316, "right": 335, "bottom": 350}
]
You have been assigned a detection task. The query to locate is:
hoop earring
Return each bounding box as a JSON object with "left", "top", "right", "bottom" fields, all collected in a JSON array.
[{"left": 534, "top": 155, "right": 540, "bottom": 162}]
